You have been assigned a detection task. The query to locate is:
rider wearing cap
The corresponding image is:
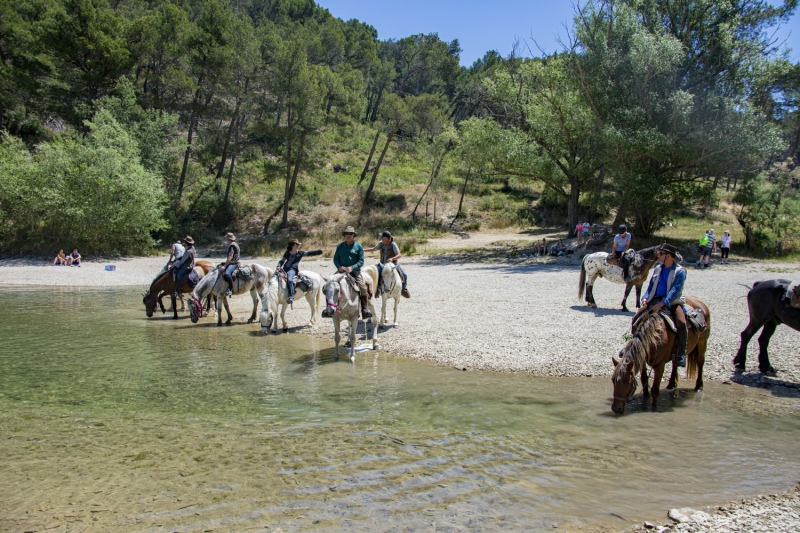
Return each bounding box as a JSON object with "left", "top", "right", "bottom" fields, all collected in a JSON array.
[
  {"left": 611, "top": 224, "right": 633, "bottom": 282},
  {"left": 333, "top": 226, "right": 372, "bottom": 319},
  {"left": 219, "top": 232, "right": 240, "bottom": 297},
  {"left": 632, "top": 243, "right": 688, "bottom": 367},
  {"left": 171, "top": 236, "right": 196, "bottom": 297},
  {"left": 365, "top": 231, "right": 410, "bottom": 298},
  {"left": 277, "top": 238, "right": 325, "bottom": 305}
]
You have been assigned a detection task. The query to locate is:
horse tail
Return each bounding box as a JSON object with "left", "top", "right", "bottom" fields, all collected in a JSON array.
[
  {"left": 578, "top": 258, "right": 587, "bottom": 299},
  {"left": 316, "top": 277, "right": 323, "bottom": 311}
]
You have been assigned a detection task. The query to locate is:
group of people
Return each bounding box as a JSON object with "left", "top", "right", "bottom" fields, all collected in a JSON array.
[
  {"left": 53, "top": 249, "right": 81, "bottom": 266},
  {"left": 697, "top": 228, "right": 732, "bottom": 267},
  {"left": 574, "top": 221, "right": 592, "bottom": 245}
]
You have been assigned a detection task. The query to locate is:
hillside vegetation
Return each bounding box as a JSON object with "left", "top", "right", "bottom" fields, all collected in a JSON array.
[{"left": 0, "top": 0, "right": 799, "bottom": 256}]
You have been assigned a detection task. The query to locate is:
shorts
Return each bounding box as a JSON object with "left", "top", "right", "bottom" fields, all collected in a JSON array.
[{"left": 701, "top": 245, "right": 713, "bottom": 256}]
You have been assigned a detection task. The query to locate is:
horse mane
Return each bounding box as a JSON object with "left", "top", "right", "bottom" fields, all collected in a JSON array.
[
  {"left": 613, "top": 313, "right": 664, "bottom": 379},
  {"left": 193, "top": 268, "right": 217, "bottom": 299},
  {"left": 148, "top": 270, "right": 171, "bottom": 295}
]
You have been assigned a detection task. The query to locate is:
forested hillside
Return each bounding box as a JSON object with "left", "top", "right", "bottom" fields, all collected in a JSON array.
[{"left": 1, "top": 0, "right": 799, "bottom": 255}]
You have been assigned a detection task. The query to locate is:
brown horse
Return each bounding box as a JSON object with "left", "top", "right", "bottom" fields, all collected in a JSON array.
[
  {"left": 143, "top": 259, "right": 215, "bottom": 319},
  {"left": 611, "top": 296, "right": 710, "bottom": 414}
]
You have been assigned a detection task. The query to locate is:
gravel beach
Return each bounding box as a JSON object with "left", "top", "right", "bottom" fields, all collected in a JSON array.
[{"left": 2, "top": 232, "right": 799, "bottom": 532}]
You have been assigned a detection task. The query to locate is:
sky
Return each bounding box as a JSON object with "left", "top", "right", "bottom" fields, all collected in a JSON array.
[{"left": 318, "top": 0, "right": 800, "bottom": 66}]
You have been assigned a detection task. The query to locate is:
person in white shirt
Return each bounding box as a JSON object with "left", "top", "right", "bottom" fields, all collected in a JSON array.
[{"left": 720, "top": 229, "right": 732, "bottom": 264}]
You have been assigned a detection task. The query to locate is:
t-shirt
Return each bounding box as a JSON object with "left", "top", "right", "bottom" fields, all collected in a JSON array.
[
  {"left": 374, "top": 240, "right": 401, "bottom": 264},
  {"left": 704, "top": 233, "right": 717, "bottom": 248},
  {"left": 582, "top": 223, "right": 590, "bottom": 234},
  {"left": 721, "top": 235, "right": 731, "bottom": 248},
  {"left": 575, "top": 224, "right": 583, "bottom": 234},
  {"left": 172, "top": 242, "right": 185, "bottom": 260},
  {"left": 655, "top": 264, "right": 675, "bottom": 298},
  {"left": 614, "top": 232, "right": 631, "bottom": 252}
]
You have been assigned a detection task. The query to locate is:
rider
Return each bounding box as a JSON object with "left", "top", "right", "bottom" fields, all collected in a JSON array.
[
  {"left": 171, "top": 236, "right": 196, "bottom": 297},
  {"left": 611, "top": 224, "right": 632, "bottom": 281},
  {"left": 365, "top": 231, "right": 410, "bottom": 298},
  {"left": 157, "top": 239, "right": 185, "bottom": 278},
  {"left": 333, "top": 226, "right": 372, "bottom": 319},
  {"left": 276, "top": 238, "right": 325, "bottom": 305},
  {"left": 220, "top": 232, "right": 240, "bottom": 297},
  {"left": 632, "top": 243, "right": 688, "bottom": 368}
]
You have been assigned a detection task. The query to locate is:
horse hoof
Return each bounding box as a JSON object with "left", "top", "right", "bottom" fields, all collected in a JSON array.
[
  {"left": 621, "top": 307, "right": 629, "bottom": 312},
  {"left": 695, "top": 387, "right": 703, "bottom": 392},
  {"left": 762, "top": 368, "right": 777, "bottom": 377},
  {"left": 282, "top": 328, "right": 288, "bottom": 333},
  {"left": 334, "top": 355, "right": 339, "bottom": 362},
  {"left": 373, "top": 344, "right": 381, "bottom": 351},
  {"left": 350, "top": 356, "right": 355, "bottom": 363},
  {"left": 733, "top": 364, "right": 745, "bottom": 373},
  {"left": 247, "top": 319, "right": 254, "bottom": 324}
]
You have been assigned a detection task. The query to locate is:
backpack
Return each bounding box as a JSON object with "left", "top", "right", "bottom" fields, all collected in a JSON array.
[{"left": 699, "top": 235, "right": 709, "bottom": 246}]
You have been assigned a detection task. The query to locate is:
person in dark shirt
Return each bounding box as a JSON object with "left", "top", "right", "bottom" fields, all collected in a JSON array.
[
  {"left": 333, "top": 226, "right": 372, "bottom": 319},
  {"left": 277, "top": 238, "right": 326, "bottom": 304},
  {"left": 220, "top": 232, "right": 240, "bottom": 297},
  {"left": 171, "top": 236, "right": 196, "bottom": 297}
]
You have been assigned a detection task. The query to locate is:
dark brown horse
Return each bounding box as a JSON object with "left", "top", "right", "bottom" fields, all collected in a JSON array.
[
  {"left": 143, "top": 259, "right": 215, "bottom": 319},
  {"left": 611, "top": 296, "right": 710, "bottom": 414},
  {"left": 733, "top": 279, "right": 800, "bottom": 375}
]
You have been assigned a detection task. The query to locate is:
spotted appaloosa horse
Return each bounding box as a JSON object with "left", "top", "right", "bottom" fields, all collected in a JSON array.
[
  {"left": 579, "top": 246, "right": 671, "bottom": 311},
  {"left": 733, "top": 279, "right": 800, "bottom": 376}
]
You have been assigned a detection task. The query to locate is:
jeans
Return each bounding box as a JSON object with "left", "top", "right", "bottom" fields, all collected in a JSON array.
[
  {"left": 225, "top": 263, "right": 237, "bottom": 277},
  {"left": 285, "top": 268, "right": 296, "bottom": 299},
  {"left": 376, "top": 263, "right": 408, "bottom": 286}
]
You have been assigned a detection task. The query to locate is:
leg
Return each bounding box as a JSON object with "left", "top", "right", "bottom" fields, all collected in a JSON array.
[
  {"left": 586, "top": 282, "right": 596, "bottom": 308},
  {"left": 354, "top": 272, "right": 372, "bottom": 319},
  {"left": 734, "top": 319, "right": 763, "bottom": 370},
  {"left": 650, "top": 363, "right": 665, "bottom": 409},
  {"left": 380, "top": 293, "right": 387, "bottom": 327},
  {"left": 666, "top": 359, "right": 679, "bottom": 390},
  {"left": 673, "top": 304, "right": 688, "bottom": 368},
  {"left": 396, "top": 264, "right": 410, "bottom": 297},
  {"left": 756, "top": 321, "right": 778, "bottom": 375},
  {"left": 248, "top": 287, "right": 258, "bottom": 323},
  {"left": 216, "top": 295, "right": 224, "bottom": 326},
  {"left": 224, "top": 264, "right": 237, "bottom": 296},
  {"left": 280, "top": 301, "right": 289, "bottom": 332},
  {"left": 640, "top": 366, "right": 650, "bottom": 398},
  {"left": 634, "top": 284, "right": 642, "bottom": 308},
  {"left": 392, "top": 294, "right": 399, "bottom": 326},
  {"left": 621, "top": 283, "right": 633, "bottom": 312},
  {"left": 370, "top": 299, "right": 380, "bottom": 350},
  {"left": 286, "top": 269, "right": 296, "bottom": 304},
  {"left": 349, "top": 317, "right": 357, "bottom": 363},
  {"left": 171, "top": 293, "right": 178, "bottom": 319},
  {"left": 333, "top": 318, "right": 341, "bottom": 361}
]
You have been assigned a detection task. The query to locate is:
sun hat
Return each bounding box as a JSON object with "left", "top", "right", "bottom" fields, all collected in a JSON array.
[
  {"left": 342, "top": 226, "right": 357, "bottom": 236},
  {"left": 724, "top": 229, "right": 730, "bottom": 234},
  {"left": 183, "top": 236, "right": 194, "bottom": 245},
  {"left": 288, "top": 238, "right": 302, "bottom": 246},
  {"left": 225, "top": 232, "right": 236, "bottom": 241},
  {"left": 658, "top": 243, "right": 678, "bottom": 257}
]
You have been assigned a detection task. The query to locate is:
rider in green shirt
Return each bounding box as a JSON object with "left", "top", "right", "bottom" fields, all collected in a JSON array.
[{"left": 333, "top": 226, "right": 372, "bottom": 319}]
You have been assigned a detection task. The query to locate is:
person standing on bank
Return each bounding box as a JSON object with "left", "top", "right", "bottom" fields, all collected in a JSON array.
[
  {"left": 632, "top": 243, "right": 688, "bottom": 367},
  {"left": 365, "top": 231, "right": 411, "bottom": 298},
  {"left": 333, "top": 226, "right": 372, "bottom": 319},
  {"left": 171, "top": 236, "right": 196, "bottom": 296},
  {"left": 277, "top": 239, "right": 326, "bottom": 305},
  {"left": 720, "top": 229, "right": 731, "bottom": 264},
  {"left": 220, "top": 233, "right": 240, "bottom": 297},
  {"left": 697, "top": 228, "right": 716, "bottom": 268}
]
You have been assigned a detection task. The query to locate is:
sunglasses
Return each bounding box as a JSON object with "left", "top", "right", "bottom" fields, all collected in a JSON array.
[{"left": 344, "top": 233, "right": 354, "bottom": 236}]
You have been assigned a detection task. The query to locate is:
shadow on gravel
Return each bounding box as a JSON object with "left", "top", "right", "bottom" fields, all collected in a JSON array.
[
  {"left": 730, "top": 371, "right": 800, "bottom": 399},
  {"left": 419, "top": 254, "right": 583, "bottom": 275},
  {"left": 569, "top": 305, "right": 632, "bottom": 317}
]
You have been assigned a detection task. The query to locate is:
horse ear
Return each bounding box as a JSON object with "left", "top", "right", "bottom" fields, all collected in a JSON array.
[
  {"left": 612, "top": 357, "right": 619, "bottom": 367},
  {"left": 626, "top": 360, "right": 634, "bottom": 371}
]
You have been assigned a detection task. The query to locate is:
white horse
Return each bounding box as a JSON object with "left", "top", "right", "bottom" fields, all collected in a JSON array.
[
  {"left": 259, "top": 271, "right": 324, "bottom": 334},
  {"left": 578, "top": 246, "right": 665, "bottom": 311},
  {"left": 378, "top": 262, "right": 403, "bottom": 328},
  {"left": 320, "top": 272, "right": 379, "bottom": 362},
  {"left": 189, "top": 264, "right": 273, "bottom": 326}
]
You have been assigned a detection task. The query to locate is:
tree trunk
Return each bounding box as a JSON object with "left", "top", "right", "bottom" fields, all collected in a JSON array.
[
  {"left": 216, "top": 78, "right": 248, "bottom": 182},
  {"left": 613, "top": 199, "right": 629, "bottom": 228},
  {"left": 0, "top": 100, "right": 4, "bottom": 131},
  {"left": 287, "top": 130, "right": 308, "bottom": 202},
  {"left": 369, "top": 82, "right": 385, "bottom": 123},
  {"left": 451, "top": 167, "right": 471, "bottom": 226},
  {"left": 223, "top": 113, "right": 244, "bottom": 206},
  {"left": 412, "top": 148, "right": 448, "bottom": 217},
  {"left": 567, "top": 182, "right": 579, "bottom": 237},
  {"left": 360, "top": 131, "right": 380, "bottom": 183},
  {"left": 591, "top": 167, "right": 605, "bottom": 223},
  {"left": 360, "top": 131, "right": 393, "bottom": 219},
  {"left": 281, "top": 132, "right": 293, "bottom": 229},
  {"left": 177, "top": 114, "right": 196, "bottom": 204}
]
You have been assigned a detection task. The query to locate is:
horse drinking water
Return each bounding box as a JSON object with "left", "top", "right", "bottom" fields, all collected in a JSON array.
[
  {"left": 143, "top": 259, "right": 215, "bottom": 319},
  {"left": 189, "top": 264, "right": 272, "bottom": 326}
]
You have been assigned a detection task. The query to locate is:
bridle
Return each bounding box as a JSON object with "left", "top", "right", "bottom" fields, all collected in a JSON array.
[
  {"left": 383, "top": 264, "right": 397, "bottom": 294},
  {"left": 613, "top": 373, "right": 638, "bottom": 403}
]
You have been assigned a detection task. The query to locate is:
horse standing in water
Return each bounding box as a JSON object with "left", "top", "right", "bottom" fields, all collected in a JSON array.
[
  {"left": 378, "top": 262, "right": 403, "bottom": 328},
  {"left": 259, "top": 271, "right": 324, "bottom": 334},
  {"left": 321, "top": 273, "right": 379, "bottom": 362},
  {"left": 189, "top": 264, "right": 272, "bottom": 326},
  {"left": 143, "top": 259, "right": 215, "bottom": 319},
  {"left": 579, "top": 246, "right": 667, "bottom": 311},
  {"left": 733, "top": 279, "right": 800, "bottom": 375},
  {"left": 611, "top": 296, "right": 710, "bottom": 414}
]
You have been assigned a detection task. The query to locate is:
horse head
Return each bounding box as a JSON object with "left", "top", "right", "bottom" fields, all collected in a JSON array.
[
  {"left": 381, "top": 263, "right": 398, "bottom": 292},
  {"left": 143, "top": 290, "right": 157, "bottom": 317},
  {"left": 790, "top": 283, "right": 800, "bottom": 309},
  {"left": 189, "top": 295, "right": 203, "bottom": 323},
  {"left": 611, "top": 355, "right": 636, "bottom": 415},
  {"left": 321, "top": 276, "right": 341, "bottom": 318},
  {"left": 259, "top": 276, "right": 280, "bottom": 334}
]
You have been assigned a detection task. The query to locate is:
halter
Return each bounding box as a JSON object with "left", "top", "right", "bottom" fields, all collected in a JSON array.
[{"left": 613, "top": 373, "right": 638, "bottom": 403}]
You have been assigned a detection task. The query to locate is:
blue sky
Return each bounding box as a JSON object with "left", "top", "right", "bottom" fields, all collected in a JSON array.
[{"left": 319, "top": 0, "right": 800, "bottom": 66}]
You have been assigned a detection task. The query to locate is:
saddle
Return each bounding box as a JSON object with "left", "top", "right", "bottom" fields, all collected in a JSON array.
[
  {"left": 187, "top": 268, "right": 201, "bottom": 289},
  {"left": 234, "top": 265, "right": 253, "bottom": 282},
  {"left": 632, "top": 304, "right": 706, "bottom": 335},
  {"left": 295, "top": 273, "right": 313, "bottom": 293}
]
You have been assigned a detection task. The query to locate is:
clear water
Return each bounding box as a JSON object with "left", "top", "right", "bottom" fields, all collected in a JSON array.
[{"left": 2, "top": 287, "right": 800, "bottom": 532}]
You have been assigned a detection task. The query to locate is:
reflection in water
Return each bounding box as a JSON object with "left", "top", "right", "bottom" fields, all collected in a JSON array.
[{"left": 1, "top": 287, "right": 800, "bottom": 532}]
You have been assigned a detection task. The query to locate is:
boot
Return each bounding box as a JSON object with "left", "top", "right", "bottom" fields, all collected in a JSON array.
[
  {"left": 360, "top": 295, "right": 373, "bottom": 319},
  {"left": 675, "top": 325, "right": 688, "bottom": 367},
  {"left": 401, "top": 286, "right": 410, "bottom": 298},
  {"left": 223, "top": 273, "right": 233, "bottom": 297}
]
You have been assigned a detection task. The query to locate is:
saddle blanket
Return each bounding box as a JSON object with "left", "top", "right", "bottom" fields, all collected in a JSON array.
[
  {"left": 294, "top": 274, "right": 313, "bottom": 293},
  {"left": 187, "top": 268, "right": 201, "bottom": 289},
  {"left": 235, "top": 265, "right": 253, "bottom": 282}
]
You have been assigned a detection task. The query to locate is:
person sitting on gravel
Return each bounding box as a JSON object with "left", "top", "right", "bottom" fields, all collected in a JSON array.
[
  {"left": 276, "top": 238, "right": 325, "bottom": 305},
  {"left": 550, "top": 239, "right": 568, "bottom": 256},
  {"left": 53, "top": 250, "right": 66, "bottom": 266},
  {"left": 365, "top": 231, "right": 410, "bottom": 298},
  {"left": 535, "top": 238, "right": 547, "bottom": 256},
  {"left": 632, "top": 243, "right": 688, "bottom": 368},
  {"left": 65, "top": 249, "right": 81, "bottom": 267}
]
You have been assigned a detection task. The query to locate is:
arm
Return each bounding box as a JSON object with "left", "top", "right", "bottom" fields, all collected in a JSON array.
[
  {"left": 333, "top": 245, "right": 342, "bottom": 270},
  {"left": 665, "top": 268, "right": 686, "bottom": 305},
  {"left": 220, "top": 249, "right": 233, "bottom": 269},
  {"left": 352, "top": 244, "right": 364, "bottom": 271},
  {"left": 303, "top": 249, "right": 323, "bottom": 257},
  {"left": 642, "top": 273, "right": 656, "bottom": 307},
  {"left": 277, "top": 252, "right": 288, "bottom": 269},
  {"left": 388, "top": 243, "right": 401, "bottom": 262},
  {"left": 363, "top": 243, "right": 380, "bottom": 252}
]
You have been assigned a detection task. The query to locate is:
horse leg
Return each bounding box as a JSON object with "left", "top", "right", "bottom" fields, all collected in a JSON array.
[
  {"left": 247, "top": 288, "right": 257, "bottom": 323},
  {"left": 650, "top": 364, "right": 665, "bottom": 410},
  {"left": 621, "top": 284, "right": 632, "bottom": 312},
  {"left": 734, "top": 319, "right": 763, "bottom": 371},
  {"left": 666, "top": 361, "right": 678, "bottom": 390},
  {"left": 756, "top": 321, "right": 778, "bottom": 375},
  {"left": 281, "top": 303, "right": 288, "bottom": 333},
  {"left": 333, "top": 318, "right": 340, "bottom": 361},
  {"left": 158, "top": 294, "right": 166, "bottom": 314},
  {"left": 371, "top": 306, "right": 380, "bottom": 350},
  {"left": 641, "top": 367, "right": 650, "bottom": 398},
  {"left": 171, "top": 293, "right": 179, "bottom": 319},
  {"left": 224, "top": 295, "right": 233, "bottom": 325},
  {"left": 586, "top": 281, "right": 597, "bottom": 308},
  {"left": 380, "top": 294, "right": 387, "bottom": 328},
  {"left": 393, "top": 294, "right": 399, "bottom": 326},
  {"left": 216, "top": 296, "right": 223, "bottom": 326},
  {"left": 634, "top": 284, "right": 642, "bottom": 309},
  {"left": 349, "top": 317, "right": 357, "bottom": 363}
]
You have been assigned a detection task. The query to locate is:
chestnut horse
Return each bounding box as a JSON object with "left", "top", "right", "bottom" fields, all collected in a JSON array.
[
  {"left": 143, "top": 259, "right": 215, "bottom": 319},
  {"left": 611, "top": 296, "right": 710, "bottom": 414}
]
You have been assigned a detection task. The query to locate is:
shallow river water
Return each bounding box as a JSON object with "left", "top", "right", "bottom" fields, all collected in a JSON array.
[{"left": 2, "top": 287, "right": 800, "bottom": 533}]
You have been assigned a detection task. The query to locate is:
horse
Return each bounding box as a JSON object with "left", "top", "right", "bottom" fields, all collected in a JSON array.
[
  {"left": 259, "top": 271, "right": 324, "bottom": 334},
  {"left": 320, "top": 272, "right": 379, "bottom": 362},
  {"left": 189, "top": 264, "right": 272, "bottom": 326},
  {"left": 611, "top": 296, "right": 710, "bottom": 414},
  {"left": 378, "top": 262, "right": 403, "bottom": 328},
  {"left": 579, "top": 246, "right": 668, "bottom": 311},
  {"left": 733, "top": 279, "right": 800, "bottom": 376},
  {"left": 142, "top": 259, "right": 215, "bottom": 319}
]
